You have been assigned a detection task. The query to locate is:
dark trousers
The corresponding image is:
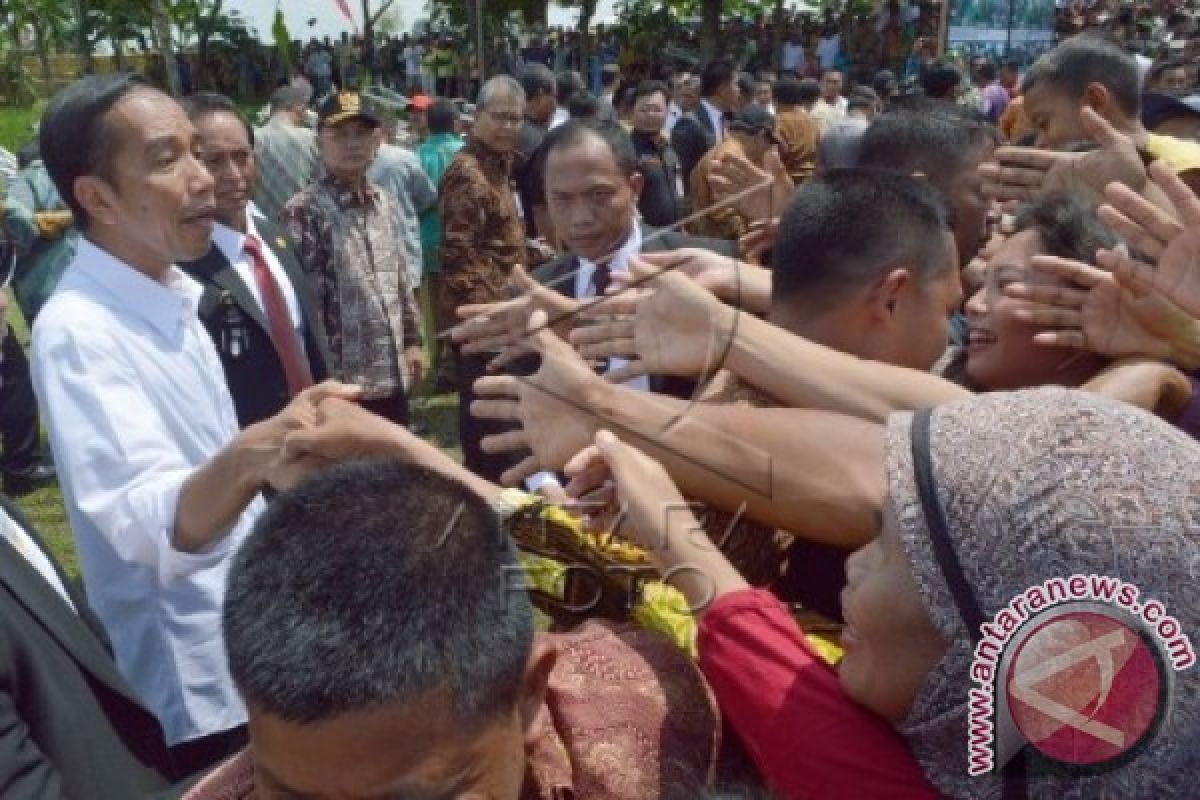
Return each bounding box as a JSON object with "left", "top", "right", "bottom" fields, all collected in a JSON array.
[
  {"left": 0, "top": 334, "right": 41, "bottom": 473},
  {"left": 361, "top": 390, "right": 411, "bottom": 428},
  {"left": 455, "top": 352, "right": 522, "bottom": 484},
  {"left": 169, "top": 724, "right": 248, "bottom": 778}
]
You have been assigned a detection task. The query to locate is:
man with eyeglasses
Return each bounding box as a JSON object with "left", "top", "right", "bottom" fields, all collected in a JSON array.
[
  {"left": 438, "top": 75, "right": 529, "bottom": 482},
  {"left": 283, "top": 91, "right": 425, "bottom": 427}
]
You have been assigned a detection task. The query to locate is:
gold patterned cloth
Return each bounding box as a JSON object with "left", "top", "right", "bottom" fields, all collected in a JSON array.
[{"left": 182, "top": 623, "right": 721, "bottom": 800}]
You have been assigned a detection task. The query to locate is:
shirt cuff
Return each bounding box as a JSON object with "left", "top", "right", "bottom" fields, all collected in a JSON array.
[{"left": 524, "top": 472, "right": 563, "bottom": 494}]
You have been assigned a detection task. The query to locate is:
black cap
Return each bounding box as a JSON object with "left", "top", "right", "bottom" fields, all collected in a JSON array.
[
  {"left": 317, "top": 91, "right": 381, "bottom": 128},
  {"left": 1142, "top": 91, "right": 1200, "bottom": 130},
  {"left": 729, "top": 105, "right": 779, "bottom": 143}
]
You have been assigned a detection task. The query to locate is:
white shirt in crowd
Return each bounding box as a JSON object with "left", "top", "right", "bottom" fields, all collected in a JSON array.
[
  {"left": 664, "top": 101, "right": 683, "bottom": 135},
  {"left": 526, "top": 224, "right": 650, "bottom": 495},
  {"left": 550, "top": 106, "right": 570, "bottom": 129},
  {"left": 816, "top": 34, "right": 841, "bottom": 70},
  {"left": 701, "top": 98, "right": 726, "bottom": 142},
  {"left": 31, "top": 239, "right": 264, "bottom": 746},
  {"left": 212, "top": 206, "right": 306, "bottom": 341},
  {"left": 1, "top": 506, "right": 75, "bottom": 612},
  {"left": 782, "top": 42, "right": 806, "bottom": 72}
]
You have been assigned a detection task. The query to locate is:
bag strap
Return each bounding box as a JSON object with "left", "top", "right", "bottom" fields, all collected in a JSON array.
[{"left": 910, "top": 409, "right": 1028, "bottom": 799}]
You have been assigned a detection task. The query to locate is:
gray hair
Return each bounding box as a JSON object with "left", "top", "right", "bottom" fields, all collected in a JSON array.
[{"left": 477, "top": 75, "right": 525, "bottom": 110}]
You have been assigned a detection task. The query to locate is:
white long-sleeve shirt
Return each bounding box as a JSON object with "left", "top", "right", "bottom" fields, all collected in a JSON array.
[{"left": 31, "top": 239, "right": 262, "bottom": 745}]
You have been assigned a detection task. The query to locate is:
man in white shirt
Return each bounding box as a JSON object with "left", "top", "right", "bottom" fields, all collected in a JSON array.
[
  {"left": 810, "top": 69, "right": 849, "bottom": 133},
  {"left": 32, "top": 73, "right": 355, "bottom": 775}
]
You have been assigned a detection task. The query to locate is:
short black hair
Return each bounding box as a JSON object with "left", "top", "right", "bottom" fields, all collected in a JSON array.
[
  {"left": 567, "top": 91, "right": 601, "bottom": 119},
  {"left": 736, "top": 72, "right": 757, "bottom": 98},
  {"left": 543, "top": 119, "right": 638, "bottom": 179},
  {"left": 427, "top": 98, "right": 459, "bottom": 134},
  {"left": 180, "top": 91, "right": 254, "bottom": 146},
  {"left": 977, "top": 61, "right": 997, "bottom": 82},
  {"left": 1022, "top": 33, "right": 1140, "bottom": 116},
  {"left": 797, "top": 78, "right": 822, "bottom": 106},
  {"left": 556, "top": 70, "right": 585, "bottom": 105},
  {"left": 772, "top": 168, "right": 953, "bottom": 314},
  {"left": 634, "top": 79, "right": 670, "bottom": 104},
  {"left": 857, "top": 105, "right": 998, "bottom": 193},
  {"left": 1012, "top": 192, "right": 1118, "bottom": 264},
  {"left": 224, "top": 460, "right": 535, "bottom": 725},
  {"left": 519, "top": 63, "right": 557, "bottom": 99},
  {"left": 921, "top": 61, "right": 962, "bottom": 99},
  {"left": 700, "top": 60, "right": 736, "bottom": 98},
  {"left": 40, "top": 72, "right": 154, "bottom": 229},
  {"left": 847, "top": 86, "right": 879, "bottom": 112},
  {"left": 773, "top": 77, "right": 805, "bottom": 105}
]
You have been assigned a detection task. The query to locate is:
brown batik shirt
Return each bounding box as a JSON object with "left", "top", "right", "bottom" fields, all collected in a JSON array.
[
  {"left": 282, "top": 170, "right": 422, "bottom": 400},
  {"left": 438, "top": 137, "right": 528, "bottom": 322}
]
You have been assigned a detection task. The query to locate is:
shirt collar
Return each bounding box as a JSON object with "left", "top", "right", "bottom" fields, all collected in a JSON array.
[
  {"left": 578, "top": 222, "right": 642, "bottom": 274},
  {"left": 72, "top": 238, "right": 201, "bottom": 339},
  {"left": 210, "top": 207, "right": 263, "bottom": 264}
]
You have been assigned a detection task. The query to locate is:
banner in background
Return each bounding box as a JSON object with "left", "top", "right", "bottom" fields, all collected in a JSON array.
[{"left": 946, "top": 0, "right": 1056, "bottom": 66}]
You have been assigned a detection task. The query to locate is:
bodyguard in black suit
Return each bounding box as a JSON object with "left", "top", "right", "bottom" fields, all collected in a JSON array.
[
  {"left": 532, "top": 121, "right": 736, "bottom": 395},
  {"left": 669, "top": 60, "right": 740, "bottom": 195},
  {"left": 179, "top": 94, "right": 331, "bottom": 428},
  {"left": 0, "top": 497, "right": 183, "bottom": 798}
]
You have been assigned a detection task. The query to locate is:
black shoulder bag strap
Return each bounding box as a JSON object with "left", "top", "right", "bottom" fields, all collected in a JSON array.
[{"left": 911, "top": 408, "right": 1028, "bottom": 799}]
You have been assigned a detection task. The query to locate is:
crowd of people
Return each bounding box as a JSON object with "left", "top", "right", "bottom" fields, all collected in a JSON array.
[{"left": 0, "top": 16, "right": 1199, "bottom": 800}]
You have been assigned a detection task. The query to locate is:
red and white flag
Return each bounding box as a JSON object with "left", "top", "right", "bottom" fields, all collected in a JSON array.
[{"left": 333, "top": 0, "right": 357, "bottom": 29}]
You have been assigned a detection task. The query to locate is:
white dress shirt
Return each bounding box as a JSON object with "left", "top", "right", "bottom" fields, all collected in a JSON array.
[
  {"left": 664, "top": 102, "right": 683, "bottom": 136},
  {"left": 31, "top": 239, "right": 263, "bottom": 746},
  {"left": 212, "top": 207, "right": 306, "bottom": 341},
  {"left": 1, "top": 506, "right": 75, "bottom": 612},
  {"left": 701, "top": 99, "right": 726, "bottom": 143}
]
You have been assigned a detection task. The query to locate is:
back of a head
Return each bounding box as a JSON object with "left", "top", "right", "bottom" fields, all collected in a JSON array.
[
  {"left": 701, "top": 60, "right": 736, "bottom": 98},
  {"left": 568, "top": 91, "right": 601, "bottom": 120},
  {"left": 847, "top": 86, "right": 879, "bottom": 114},
  {"left": 920, "top": 61, "right": 962, "bottom": 99},
  {"left": 270, "top": 85, "right": 309, "bottom": 114},
  {"left": 1023, "top": 33, "right": 1140, "bottom": 117},
  {"left": 772, "top": 168, "right": 952, "bottom": 314},
  {"left": 40, "top": 72, "right": 153, "bottom": 229},
  {"left": 224, "top": 460, "right": 535, "bottom": 726},
  {"left": 556, "top": 70, "right": 585, "bottom": 105},
  {"left": 773, "top": 77, "right": 804, "bottom": 106},
  {"left": 797, "top": 78, "right": 822, "bottom": 107},
  {"left": 427, "top": 98, "right": 459, "bottom": 135},
  {"left": 858, "top": 106, "right": 997, "bottom": 193}
]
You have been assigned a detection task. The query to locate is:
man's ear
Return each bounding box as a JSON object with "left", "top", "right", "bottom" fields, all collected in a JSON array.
[
  {"left": 869, "top": 267, "right": 912, "bottom": 320},
  {"left": 519, "top": 638, "right": 557, "bottom": 748},
  {"left": 628, "top": 170, "right": 645, "bottom": 200},
  {"left": 74, "top": 175, "right": 121, "bottom": 228}
]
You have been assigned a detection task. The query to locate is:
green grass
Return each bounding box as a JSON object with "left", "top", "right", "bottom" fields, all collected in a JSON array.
[{"left": 0, "top": 105, "right": 39, "bottom": 152}]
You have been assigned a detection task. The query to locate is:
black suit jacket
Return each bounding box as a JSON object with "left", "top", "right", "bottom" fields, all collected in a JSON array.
[
  {"left": 532, "top": 225, "right": 736, "bottom": 398},
  {"left": 180, "top": 216, "right": 332, "bottom": 428},
  {"left": 0, "top": 498, "right": 181, "bottom": 799},
  {"left": 670, "top": 108, "right": 718, "bottom": 195}
]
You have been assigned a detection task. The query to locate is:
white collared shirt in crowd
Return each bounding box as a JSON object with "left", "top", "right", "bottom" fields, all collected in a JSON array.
[
  {"left": 526, "top": 223, "right": 653, "bottom": 495},
  {"left": 31, "top": 238, "right": 263, "bottom": 746},
  {"left": 664, "top": 101, "right": 683, "bottom": 135},
  {"left": 550, "top": 106, "right": 570, "bottom": 129},
  {"left": 212, "top": 205, "right": 306, "bottom": 341},
  {"left": 1, "top": 505, "right": 75, "bottom": 612},
  {"left": 701, "top": 98, "right": 726, "bottom": 143}
]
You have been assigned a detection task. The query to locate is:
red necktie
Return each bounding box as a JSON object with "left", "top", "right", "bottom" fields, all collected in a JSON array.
[{"left": 243, "top": 235, "right": 313, "bottom": 397}]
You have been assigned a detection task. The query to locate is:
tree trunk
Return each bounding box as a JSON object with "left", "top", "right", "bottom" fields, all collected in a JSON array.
[
  {"left": 74, "top": 0, "right": 94, "bottom": 74},
  {"left": 701, "top": 0, "right": 723, "bottom": 61},
  {"left": 772, "top": 0, "right": 786, "bottom": 70},
  {"left": 577, "top": 0, "right": 596, "bottom": 77},
  {"left": 112, "top": 37, "right": 126, "bottom": 71},
  {"left": 362, "top": 0, "right": 375, "bottom": 84},
  {"left": 150, "top": 0, "right": 182, "bottom": 96},
  {"left": 34, "top": 31, "right": 52, "bottom": 90}
]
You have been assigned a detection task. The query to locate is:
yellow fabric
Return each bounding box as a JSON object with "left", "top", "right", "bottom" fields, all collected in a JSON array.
[
  {"left": 501, "top": 489, "right": 842, "bottom": 666},
  {"left": 1145, "top": 133, "right": 1200, "bottom": 174}
]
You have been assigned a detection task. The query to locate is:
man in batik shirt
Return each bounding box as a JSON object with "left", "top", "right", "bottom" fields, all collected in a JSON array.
[
  {"left": 283, "top": 91, "right": 424, "bottom": 426},
  {"left": 439, "top": 75, "right": 529, "bottom": 480}
]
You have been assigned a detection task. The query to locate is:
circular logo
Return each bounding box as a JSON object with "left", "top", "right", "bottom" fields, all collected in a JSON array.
[{"left": 1004, "top": 609, "right": 1167, "bottom": 768}]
